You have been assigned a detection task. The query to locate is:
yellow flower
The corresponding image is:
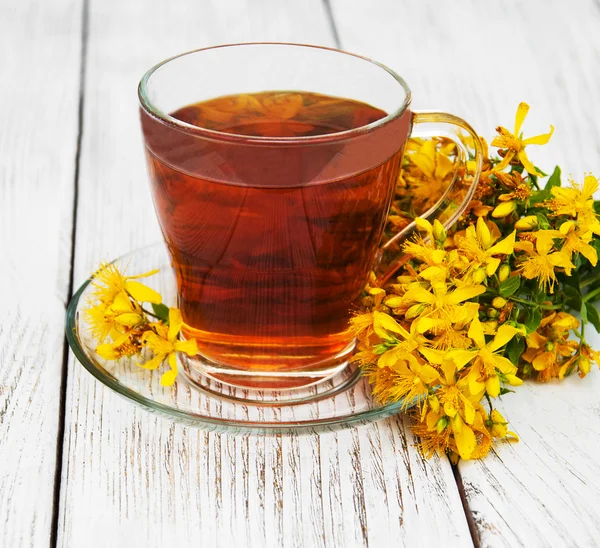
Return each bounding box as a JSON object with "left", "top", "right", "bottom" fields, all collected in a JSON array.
[
  {"left": 86, "top": 291, "right": 144, "bottom": 342},
  {"left": 556, "top": 220, "right": 598, "bottom": 266},
  {"left": 369, "top": 355, "right": 439, "bottom": 406},
  {"left": 91, "top": 262, "right": 162, "bottom": 306},
  {"left": 522, "top": 312, "right": 579, "bottom": 380},
  {"left": 432, "top": 318, "right": 523, "bottom": 397},
  {"left": 404, "top": 140, "right": 455, "bottom": 211},
  {"left": 489, "top": 409, "right": 519, "bottom": 440},
  {"left": 455, "top": 217, "right": 516, "bottom": 277},
  {"left": 141, "top": 308, "right": 198, "bottom": 386},
  {"left": 491, "top": 200, "right": 517, "bottom": 218},
  {"left": 515, "top": 234, "right": 574, "bottom": 293},
  {"left": 402, "top": 282, "right": 485, "bottom": 327},
  {"left": 96, "top": 331, "right": 143, "bottom": 360},
  {"left": 546, "top": 174, "right": 598, "bottom": 221},
  {"left": 491, "top": 102, "right": 554, "bottom": 176},
  {"left": 374, "top": 313, "right": 437, "bottom": 365}
]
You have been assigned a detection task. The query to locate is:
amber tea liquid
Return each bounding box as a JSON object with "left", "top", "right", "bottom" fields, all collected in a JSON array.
[{"left": 143, "top": 91, "right": 402, "bottom": 388}]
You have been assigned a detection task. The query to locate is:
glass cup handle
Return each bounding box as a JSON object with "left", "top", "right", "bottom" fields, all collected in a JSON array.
[{"left": 376, "top": 110, "right": 484, "bottom": 283}]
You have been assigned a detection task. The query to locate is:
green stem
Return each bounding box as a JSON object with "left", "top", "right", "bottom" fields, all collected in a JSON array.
[
  {"left": 584, "top": 286, "right": 600, "bottom": 303},
  {"left": 141, "top": 307, "right": 160, "bottom": 320},
  {"left": 539, "top": 304, "right": 563, "bottom": 310},
  {"left": 509, "top": 296, "right": 535, "bottom": 306},
  {"left": 581, "top": 274, "right": 600, "bottom": 289}
]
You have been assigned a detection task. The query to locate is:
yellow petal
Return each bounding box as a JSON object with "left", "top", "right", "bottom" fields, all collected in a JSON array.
[
  {"left": 378, "top": 349, "right": 401, "bottom": 368},
  {"left": 174, "top": 338, "right": 198, "bottom": 356},
  {"left": 419, "top": 347, "right": 446, "bottom": 364},
  {"left": 168, "top": 308, "right": 184, "bottom": 342},
  {"left": 491, "top": 354, "right": 518, "bottom": 375},
  {"left": 583, "top": 174, "right": 599, "bottom": 199},
  {"left": 487, "top": 230, "right": 516, "bottom": 256},
  {"left": 136, "top": 353, "right": 166, "bottom": 370},
  {"left": 160, "top": 353, "right": 179, "bottom": 386},
  {"left": 468, "top": 368, "right": 485, "bottom": 396},
  {"left": 111, "top": 291, "right": 134, "bottom": 312},
  {"left": 142, "top": 331, "right": 174, "bottom": 354},
  {"left": 114, "top": 312, "right": 143, "bottom": 326},
  {"left": 491, "top": 150, "right": 516, "bottom": 172},
  {"left": 414, "top": 217, "right": 433, "bottom": 233},
  {"left": 404, "top": 286, "right": 435, "bottom": 304},
  {"left": 461, "top": 396, "right": 476, "bottom": 425},
  {"left": 415, "top": 317, "right": 444, "bottom": 333},
  {"left": 419, "top": 365, "right": 440, "bottom": 384},
  {"left": 448, "top": 285, "right": 486, "bottom": 305},
  {"left": 492, "top": 201, "right": 517, "bottom": 218},
  {"left": 96, "top": 343, "right": 120, "bottom": 360},
  {"left": 514, "top": 102, "right": 530, "bottom": 135},
  {"left": 125, "top": 281, "right": 162, "bottom": 304},
  {"left": 505, "top": 374, "right": 524, "bottom": 386},
  {"left": 476, "top": 217, "right": 492, "bottom": 249},
  {"left": 579, "top": 241, "right": 598, "bottom": 266},
  {"left": 468, "top": 318, "right": 486, "bottom": 349},
  {"left": 522, "top": 125, "right": 554, "bottom": 146},
  {"left": 446, "top": 349, "right": 477, "bottom": 370},
  {"left": 486, "top": 257, "right": 501, "bottom": 276},
  {"left": 485, "top": 375, "right": 500, "bottom": 397},
  {"left": 488, "top": 325, "right": 521, "bottom": 352},
  {"left": 454, "top": 422, "right": 477, "bottom": 460},
  {"left": 517, "top": 150, "right": 542, "bottom": 177}
]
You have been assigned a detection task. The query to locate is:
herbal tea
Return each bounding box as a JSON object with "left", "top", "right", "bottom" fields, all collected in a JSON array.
[{"left": 143, "top": 91, "right": 402, "bottom": 386}]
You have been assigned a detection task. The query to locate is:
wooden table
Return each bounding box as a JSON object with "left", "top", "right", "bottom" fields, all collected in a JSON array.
[{"left": 2, "top": 0, "right": 600, "bottom": 546}]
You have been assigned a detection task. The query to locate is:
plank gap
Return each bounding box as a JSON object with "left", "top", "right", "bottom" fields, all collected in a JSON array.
[
  {"left": 322, "top": 0, "right": 341, "bottom": 49},
  {"left": 451, "top": 464, "right": 480, "bottom": 548},
  {"left": 49, "top": 0, "right": 90, "bottom": 545}
]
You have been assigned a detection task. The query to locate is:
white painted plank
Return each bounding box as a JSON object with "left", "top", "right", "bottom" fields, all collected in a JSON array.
[
  {"left": 0, "top": 0, "right": 83, "bottom": 545},
  {"left": 59, "top": 0, "right": 473, "bottom": 546},
  {"left": 330, "top": 0, "right": 600, "bottom": 545}
]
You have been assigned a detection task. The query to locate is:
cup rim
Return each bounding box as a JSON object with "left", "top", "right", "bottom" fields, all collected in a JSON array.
[{"left": 138, "top": 42, "right": 412, "bottom": 145}]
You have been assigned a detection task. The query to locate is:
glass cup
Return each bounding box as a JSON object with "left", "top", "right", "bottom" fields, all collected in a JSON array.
[{"left": 138, "top": 43, "right": 483, "bottom": 391}]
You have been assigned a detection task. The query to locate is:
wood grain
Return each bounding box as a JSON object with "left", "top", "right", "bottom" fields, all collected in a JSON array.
[
  {"left": 330, "top": 0, "right": 600, "bottom": 545},
  {"left": 0, "top": 0, "right": 83, "bottom": 545},
  {"left": 56, "top": 0, "right": 474, "bottom": 546}
]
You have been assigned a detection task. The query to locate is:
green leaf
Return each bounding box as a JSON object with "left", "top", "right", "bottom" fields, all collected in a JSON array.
[
  {"left": 524, "top": 307, "right": 542, "bottom": 334},
  {"left": 528, "top": 190, "right": 548, "bottom": 207},
  {"left": 151, "top": 303, "right": 170, "bottom": 323},
  {"left": 544, "top": 166, "right": 561, "bottom": 191},
  {"left": 587, "top": 305, "right": 600, "bottom": 333},
  {"left": 506, "top": 336, "right": 525, "bottom": 367},
  {"left": 499, "top": 275, "right": 521, "bottom": 297},
  {"left": 499, "top": 387, "right": 516, "bottom": 396},
  {"left": 562, "top": 285, "right": 582, "bottom": 311}
]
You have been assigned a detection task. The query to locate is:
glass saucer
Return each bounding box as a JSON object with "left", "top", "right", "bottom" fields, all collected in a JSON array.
[{"left": 65, "top": 243, "right": 413, "bottom": 433}]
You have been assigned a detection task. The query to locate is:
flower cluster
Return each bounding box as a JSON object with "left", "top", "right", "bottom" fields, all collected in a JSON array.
[
  {"left": 85, "top": 263, "right": 198, "bottom": 386},
  {"left": 352, "top": 103, "right": 600, "bottom": 461}
]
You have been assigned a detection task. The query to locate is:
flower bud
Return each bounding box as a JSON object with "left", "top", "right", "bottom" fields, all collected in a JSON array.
[
  {"left": 492, "top": 297, "right": 507, "bottom": 309},
  {"left": 545, "top": 341, "right": 555, "bottom": 352},
  {"left": 432, "top": 219, "right": 447, "bottom": 244},
  {"left": 514, "top": 215, "right": 538, "bottom": 231},
  {"left": 487, "top": 308, "right": 499, "bottom": 318},
  {"left": 492, "top": 200, "right": 517, "bottom": 218},
  {"left": 406, "top": 304, "right": 426, "bottom": 319},
  {"left": 498, "top": 264, "right": 511, "bottom": 282},
  {"left": 472, "top": 268, "right": 487, "bottom": 283}
]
